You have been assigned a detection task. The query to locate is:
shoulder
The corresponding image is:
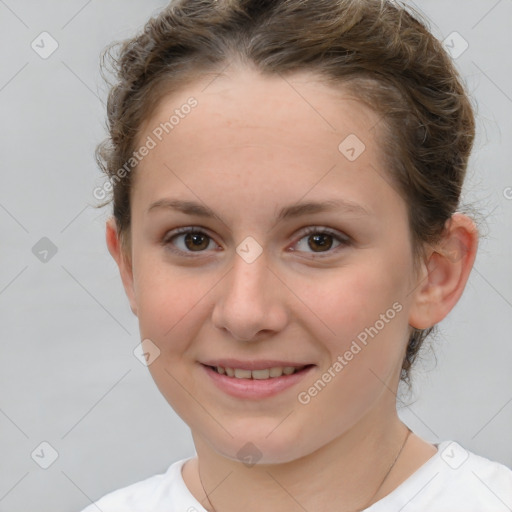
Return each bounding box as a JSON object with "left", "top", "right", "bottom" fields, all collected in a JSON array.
[
  {"left": 369, "top": 440, "right": 512, "bottom": 512},
  {"left": 79, "top": 457, "right": 205, "bottom": 512}
]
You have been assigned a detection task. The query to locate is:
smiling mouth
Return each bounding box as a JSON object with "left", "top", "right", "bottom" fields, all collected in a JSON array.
[{"left": 206, "top": 364, "right": 313, "bottom": 380}]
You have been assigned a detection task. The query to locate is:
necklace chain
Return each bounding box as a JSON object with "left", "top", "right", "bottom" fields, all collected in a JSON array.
[
  {"left": 355, "top": 426, "right": 412, "bottom": 511},
  {"left": 199, "top": 426, "right": 412, "bottom": 512}
]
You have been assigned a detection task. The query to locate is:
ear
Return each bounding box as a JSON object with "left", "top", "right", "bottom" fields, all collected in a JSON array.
[
  {"left": 105, "top": 218, "right": 138, "bottom": 316},
  {"left": 408, "top": 213, "right": 478, "bottom": 330}
]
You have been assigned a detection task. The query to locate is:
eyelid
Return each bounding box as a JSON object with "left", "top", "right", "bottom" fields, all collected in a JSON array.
[
  {"left": 162, "top": 225, "right": 214, "bottom": 243},
  {"left": 294, "top": 226, "right": 350, "bottom": 243}
]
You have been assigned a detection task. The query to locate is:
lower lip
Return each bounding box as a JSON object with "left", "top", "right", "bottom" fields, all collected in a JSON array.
[{"left": 202, "top": 364, "right": 315, "bottom": 399}]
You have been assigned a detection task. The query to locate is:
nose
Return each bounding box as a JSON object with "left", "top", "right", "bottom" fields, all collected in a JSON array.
[{"left": 211, "top": 250, "right": 288, "bottom": 342}]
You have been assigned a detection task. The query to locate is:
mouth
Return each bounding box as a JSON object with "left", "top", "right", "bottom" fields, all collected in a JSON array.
[
  {"left": 206, "top": 364, "right": 310, "bottom": 379},
  {"left": 200, "top": 361, "right": 315, "bottom": 399}
]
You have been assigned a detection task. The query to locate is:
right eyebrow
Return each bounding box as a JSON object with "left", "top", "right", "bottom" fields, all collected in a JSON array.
[{"left": 147, "top": 199, "right": 215, "bottom": 217}]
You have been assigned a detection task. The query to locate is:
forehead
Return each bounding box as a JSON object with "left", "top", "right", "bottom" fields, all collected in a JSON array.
[
  {"left": 141, "top": 66, "right": 380, "bottom": 156},
  {"left": 132, "top": 66, "right": 403, "bottom": 224}
]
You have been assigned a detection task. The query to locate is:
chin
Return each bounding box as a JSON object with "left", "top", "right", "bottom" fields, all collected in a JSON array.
[{"left": 205, "top": 422, "right": 315, "bottom": 466}]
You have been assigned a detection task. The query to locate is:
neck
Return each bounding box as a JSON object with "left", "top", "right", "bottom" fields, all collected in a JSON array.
[{"left": 185, "top": 407, "right": 411, "bottom": 512}]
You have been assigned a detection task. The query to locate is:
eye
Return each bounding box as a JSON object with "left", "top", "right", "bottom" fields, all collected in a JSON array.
[
  {"left": 291, "top": 227, "right": 350, "bottom": 256},
  {"left": 162, "top": 227, "right": 219, "bottom": 256},
  {"left": 162, "top": 226, "right": 351, "bottom": 258}
]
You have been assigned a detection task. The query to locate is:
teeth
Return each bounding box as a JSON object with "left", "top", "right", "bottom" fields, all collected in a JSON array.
[
  {"left": 213, "top": 365, "right": 304, "bottom": 379},
  {"left": 234, "top": 368, "right": 252, "bottom": 379},
  {"left": 269, "top": 367, "right": 283, "bottom": 377},
  {"left": 252, "top": 369, "right": 270, "bottom": 380}
]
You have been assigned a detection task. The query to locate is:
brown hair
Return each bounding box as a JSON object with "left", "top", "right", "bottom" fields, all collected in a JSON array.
[{"left": 96, "top": 0, "right": 476, "bottom": 383}]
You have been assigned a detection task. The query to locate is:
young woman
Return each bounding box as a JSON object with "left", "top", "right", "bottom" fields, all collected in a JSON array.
[{"left": 83, "top": 0, "right": 512, "bottom": 510}]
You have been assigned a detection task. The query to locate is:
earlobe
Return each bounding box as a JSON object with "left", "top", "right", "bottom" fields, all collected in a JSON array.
[
  {"left": 408, "top": 213, "right": 478, "bottom": 330},
  {"left": 105, "top": 218, "right": 138, "bottom": 316}
]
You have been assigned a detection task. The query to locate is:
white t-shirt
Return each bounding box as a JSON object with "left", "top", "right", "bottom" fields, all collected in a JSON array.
[{"left": 80, "top": 441, "right": 512, "bottom": 511}]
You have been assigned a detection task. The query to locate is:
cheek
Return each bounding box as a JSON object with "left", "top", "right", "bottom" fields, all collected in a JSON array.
[
  {"left": 131, "top": 253, "right": 211, "bottom": 353},
  {"left": 304, "top": 255, "right": 410, "bottom": 343},
  {"left": 296, "top": 277, "right": 408, "bottom": 434},
  {"left": 297, "top": 252, "right": 413, "bottom": 403}
]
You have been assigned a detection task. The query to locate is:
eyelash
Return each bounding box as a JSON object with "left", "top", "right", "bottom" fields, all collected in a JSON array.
[{"left": 161, "top": 226, "right": 351, "bottom": 258}]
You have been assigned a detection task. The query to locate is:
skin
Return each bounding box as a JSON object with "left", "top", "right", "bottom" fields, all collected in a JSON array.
[{"left": 106, "top": 64, "right": 478, "bottom": 511}]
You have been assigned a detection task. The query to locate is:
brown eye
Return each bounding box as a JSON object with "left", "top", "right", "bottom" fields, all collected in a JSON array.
[
  {"left": 183, "top": 232, "right": 210, "bottom": 251},
  {"left": 163, "top": 227, "right": 218, "bottom": 255},
  {"left": 293, "top": 227, "right": 349, "bottom": 256},
  {"left": 307, "top": 233, "right": 334, "bottom": 252}
]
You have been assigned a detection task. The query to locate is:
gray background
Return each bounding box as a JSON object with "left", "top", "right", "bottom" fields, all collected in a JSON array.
[{"left": 0, "top": 1, "right": 511, "bottom": 511}]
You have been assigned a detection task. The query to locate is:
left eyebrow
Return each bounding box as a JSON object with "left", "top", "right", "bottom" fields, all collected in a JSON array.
[
  {"left": 146, "top": 198, "right": 370, "bottom": 219},
  {"left": 276, "top": 199, "right": 370, "bottom": 221}
]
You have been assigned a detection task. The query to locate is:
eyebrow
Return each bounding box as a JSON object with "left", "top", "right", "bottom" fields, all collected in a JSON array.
[{"left": 147, "top": 198, "right": 370, "bottom": 221}]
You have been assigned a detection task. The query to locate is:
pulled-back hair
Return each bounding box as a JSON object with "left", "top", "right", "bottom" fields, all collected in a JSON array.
[{"left": 97, "top": 0, "right": 476, "bottom": 383}]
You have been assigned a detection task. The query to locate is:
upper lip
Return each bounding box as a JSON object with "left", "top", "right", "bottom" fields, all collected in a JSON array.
[{"left": 201, "top": 359, "right": 313, "bottom": 371}]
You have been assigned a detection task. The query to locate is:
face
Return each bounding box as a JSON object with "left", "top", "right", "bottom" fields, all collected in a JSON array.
[{"left": 120, "top": 66, "right": 422, "bottom": 464}]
